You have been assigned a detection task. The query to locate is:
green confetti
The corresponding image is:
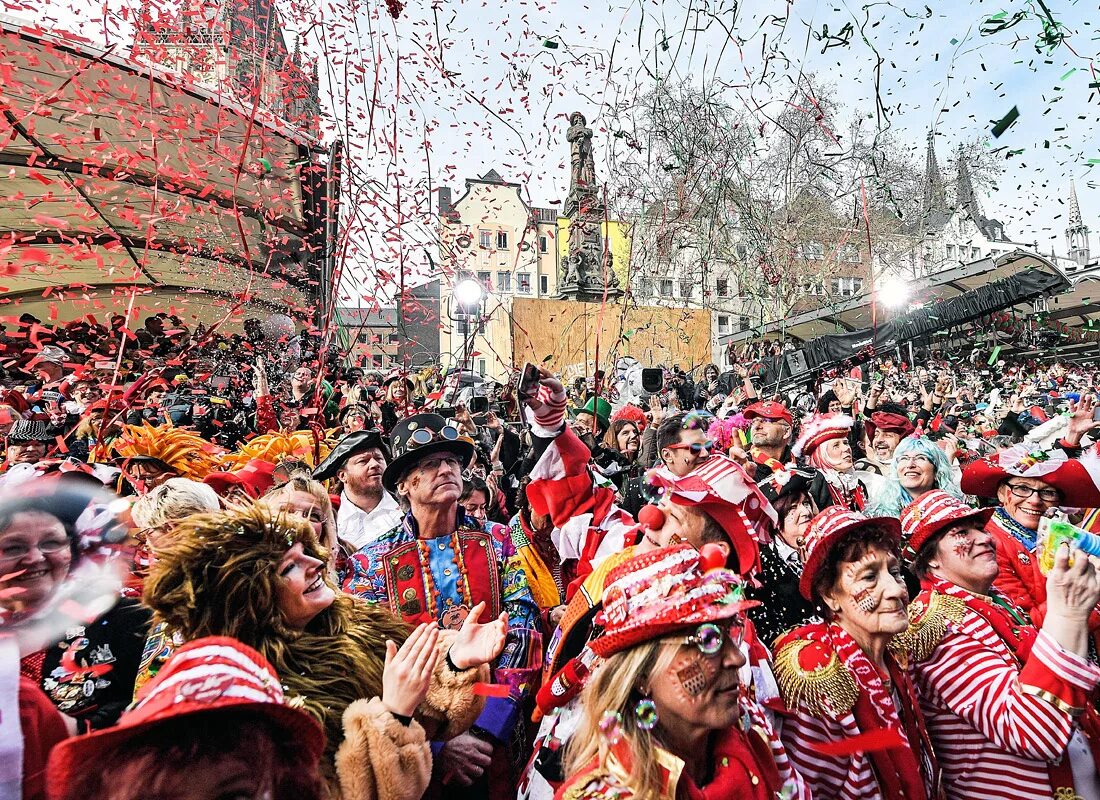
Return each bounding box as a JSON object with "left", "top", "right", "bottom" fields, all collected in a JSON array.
[
  {"left": 1088, "top": 159, "right": 1100, "bottom": 165},
  {"left": 542, "top": 39, "right": 559, "bottom": 49},
  {"left": 991, "top": 105, "right": 1019, "bottom": 138},
  {"left": 1061, "top": 67, "right": 1076, "bottom": 81},
  {"left": 949, "top": 37, "right": 959, "bottom": 45},
  {"left": 257, "top": 157, "right": 272, "bottom": 172},
  {"left": 988, "top": 345, "right": 1002, "bottom": 365},
  {"left": 989, "top": 10, "right": 1007, "bottom": 19}
]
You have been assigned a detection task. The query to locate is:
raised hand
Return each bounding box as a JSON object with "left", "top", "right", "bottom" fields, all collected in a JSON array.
[
  {"left": 381, "top": 622, "right": 439, "bottom": 717},
  {"left": 448, "top": 601, "right": 507, "bottom": 669},
  {"left": 1064, "top": 395, "right": 1098, "bottom": 446}
]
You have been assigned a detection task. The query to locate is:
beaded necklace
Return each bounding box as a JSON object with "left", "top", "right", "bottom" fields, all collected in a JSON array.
[{"left": 415, "top": 532, "right": 475, "bottom": 620}]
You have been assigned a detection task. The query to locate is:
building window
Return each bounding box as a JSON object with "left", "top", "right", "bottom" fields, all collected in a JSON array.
[
  {"left": 478, "top": 359, "right": 487, "bottom": 376},
  {"left": 842, "top": 244, "right": 860, "bottom": 263},
  {"left": 803, "top": 241, "right": 825, "bottom": 260},
  {"left": 735, "top": 244, "right": 748, "bottom": 260},
  {"left": 540, "top": 275, "right": 549, "bottom": 294},
  {"left": 830, "top": 277, "right": 862, "bottom": 297},
  {"left": 479, "top": 230, "right": 492, "bottom": 249},
  {"left": 496, "top": 231, "right": 509, "bottom": 250},
  {"left": 387, "top": 332, "right": 400, "bottom": 344},
  {"left": 517, "top": 273, "right": 531, "bottom": 294},
  {"left": 539, "top": 235, "right": 548, "bottom": 253},
  {"left": 717, "top": 315, "right": 730, "bottom": 335},
  {"left": 477, "top": 270, "right": 492, "bottom": 288},
  {"left": 716, "top": 278, "right": 729, "bottom": 297},
  {"left": 680, "top": 280, "right": 693, "bottom": 300},
  {"left": 945, "top": 244, "right": 955, "bottom": 259},
  {"left": 971, "top": 247, "right": 980, "bottom": 259},
  {"left": 371, "top": 354, "right": 383, "bottom": 368},
  {"left": 739, "top": 315, "right": 750, "bottom": 332},
  {"left": 659, "top": 279, "right": 673, "bottom": 297},
  {"left": 496, "top": 271, "right": 512, "bottom": 292}
]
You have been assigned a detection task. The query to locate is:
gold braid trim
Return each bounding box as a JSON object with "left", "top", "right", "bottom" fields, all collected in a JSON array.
[
  {"left": 774, "top": 639, "right": 859, "bottom": 718},
  {"left": 891, "top": 591, "right": 966, "bottom": 663},
  {"left": 560, "top": 770, "right": 616, "bottom": 800}
]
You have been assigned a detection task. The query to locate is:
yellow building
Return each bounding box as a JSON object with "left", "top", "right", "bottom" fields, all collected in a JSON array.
[{"left": 436, "top": 170, "right": 633, "bottom": 382}]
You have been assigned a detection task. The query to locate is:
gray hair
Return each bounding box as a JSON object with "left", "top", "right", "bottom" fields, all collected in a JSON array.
[{"left": 131, "top": 478, "right": 221, "bottom": 530}]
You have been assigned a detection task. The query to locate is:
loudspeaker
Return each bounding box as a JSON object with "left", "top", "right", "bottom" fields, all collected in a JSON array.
[
  {"left": 784, "top": 349, "right": 810, "bottom": 376},
  {"left": 641, "top": 368, "right": 664, "bottom": 394}
]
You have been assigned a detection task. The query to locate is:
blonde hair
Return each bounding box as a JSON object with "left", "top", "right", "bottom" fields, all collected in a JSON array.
[
  {"left": 263, "top": 472, "right": 338, "bottom": 551},
  {"left": 565, "top": 641, "right": 679, "bottom": 800},
  {"left": 131, "top": 478, "right": 220, "bottom": 530}
]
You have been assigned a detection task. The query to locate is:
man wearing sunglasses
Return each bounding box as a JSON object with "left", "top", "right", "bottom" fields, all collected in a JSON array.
[{"left": 656, "top": 411, "right": 718, "bottom": 477}]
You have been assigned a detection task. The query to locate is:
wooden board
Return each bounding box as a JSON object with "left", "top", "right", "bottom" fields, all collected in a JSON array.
[{"left": 510, "top": 297, "right": 713, "bottom": 377}]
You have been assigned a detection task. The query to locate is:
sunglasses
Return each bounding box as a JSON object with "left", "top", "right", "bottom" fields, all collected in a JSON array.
[
  {"left": 663, "top": 620, "right": 745, "bottom": 655},
  {"left": 666, "top": 440, "right": 716, "bottom": 455}
]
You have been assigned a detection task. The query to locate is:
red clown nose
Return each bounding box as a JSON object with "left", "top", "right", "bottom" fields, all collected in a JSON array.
[{"left": 637, "top": 504, "right": 665, "bottom": 531}]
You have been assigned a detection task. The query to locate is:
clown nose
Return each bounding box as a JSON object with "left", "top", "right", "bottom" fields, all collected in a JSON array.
[
  {"left": 699, "top": 543, "right": 727, "bottom": 572},
  {"left": 637, "top": 504, "right": 665, "bottom": 531}
]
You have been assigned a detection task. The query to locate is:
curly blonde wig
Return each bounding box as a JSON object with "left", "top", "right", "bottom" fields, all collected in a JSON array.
[{"left": 143, "top": 503, "right": 409, "bottom": 773}]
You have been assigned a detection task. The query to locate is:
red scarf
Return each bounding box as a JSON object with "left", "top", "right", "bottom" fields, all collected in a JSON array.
[
  {"left": 827, "top": 624, "right": 939, "bottom": 800},
  {"left": 924, "top": 576, "right": 1100, "bottom": 794}
]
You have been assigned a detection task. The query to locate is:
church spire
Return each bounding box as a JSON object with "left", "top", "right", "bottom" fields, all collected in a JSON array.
[
  {"left": 1067, "top": 178, "right": 1091, "bottom": 266},
  {"left": 921, "top": 130, "right": 946, "bottom": 218},
  {"left": 955, "top": 144, "right": 985, "bottom": 229}
]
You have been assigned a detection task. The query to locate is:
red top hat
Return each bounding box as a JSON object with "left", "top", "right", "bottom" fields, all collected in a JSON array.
[
  {"left": 590, "top": 543, "right": 755, "bottom": 658},
  {"left": 47, "top": 636, "right": 324, "bottom": 798},
  {"left": 743, "top": 401, "right": 793, "bottom": 425},
  {"left": 900, "top": 490, "right": 995, "bottom": 560},
  {"left": 798, "top": 506, "right": 901, "bottom": 601},
  {"left": 203, "top": 457, "right": 278, "bottom": 499},
  {"left": 960, "top": 444, "right": 1100, "bottom": 507}
]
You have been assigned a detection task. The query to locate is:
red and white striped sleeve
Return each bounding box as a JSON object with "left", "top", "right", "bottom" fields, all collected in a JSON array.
[
  {"left": 779, "top": 709, "right": 881, "bottom": 800},
  {"left": 529, "top": 383, "right": 567, "bottom": 432},
  {"left": 917, "top": 627, "right": 1089, "bottom": 762}
]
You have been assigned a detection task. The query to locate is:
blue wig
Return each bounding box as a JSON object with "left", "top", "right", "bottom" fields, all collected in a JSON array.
[{"left": 868, "top": 436, "right": 964, "bottom": 517}]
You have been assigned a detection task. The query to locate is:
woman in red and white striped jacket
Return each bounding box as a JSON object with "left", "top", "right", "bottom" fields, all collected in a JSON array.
[
  {"left": 774, "top": 506, "right": 941, "bottom": 800},
  {"left": 900, "top": 490, "right": 1100, "bottom": 800}
]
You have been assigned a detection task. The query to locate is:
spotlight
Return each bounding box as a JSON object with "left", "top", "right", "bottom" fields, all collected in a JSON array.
[
  {"left": 878, "top": 277, "right": 910, "bottom": 309},
  {"left": 454, "top": 278, "right": 485, "bottom": 308}
]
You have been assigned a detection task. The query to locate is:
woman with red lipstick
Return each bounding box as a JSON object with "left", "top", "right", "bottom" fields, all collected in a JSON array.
[{"left": 774, "top": 506, "right": 941, "bottom": 800}]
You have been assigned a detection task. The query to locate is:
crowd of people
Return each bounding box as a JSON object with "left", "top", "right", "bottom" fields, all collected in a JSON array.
[{"left": 6, "top": 310, "right": 1100, "bottom": 800}]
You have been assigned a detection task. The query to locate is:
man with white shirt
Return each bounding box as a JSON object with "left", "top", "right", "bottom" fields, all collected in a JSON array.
[{"left": 313, "top": 429, "right": 402, "bottom": 550}]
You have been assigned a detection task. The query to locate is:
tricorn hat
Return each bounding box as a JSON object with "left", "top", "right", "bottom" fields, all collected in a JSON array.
[{"left": 313, "top": 429, "right": 392, "bottom": 482}]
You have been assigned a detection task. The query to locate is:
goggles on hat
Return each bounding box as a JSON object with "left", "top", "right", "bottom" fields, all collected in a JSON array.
[
  {"left": 662, "top": 618, "right": 745, "bottom": 655},
  {"left": 408, "top": 425, "right": 461, "bottom": 448},
  {"left": 666, "top": 440, "right": 716, "bottom": 455}
]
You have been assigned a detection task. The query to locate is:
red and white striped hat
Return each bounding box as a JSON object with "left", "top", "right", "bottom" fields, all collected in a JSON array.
[
  {"left": 799, "top": 506, "right": 901, "bottom": 601},
  {"left": 792, "top": 413, "right": 854, "bottom": 459},
  {"left": 47, "top": 636, "right": 324, "bottom": 794},
  {"left": 590, "top": 543, "right": 757, "bottom": 657},
  {"left": 900, "top": 490, "right": 995, "bottom": 560}
]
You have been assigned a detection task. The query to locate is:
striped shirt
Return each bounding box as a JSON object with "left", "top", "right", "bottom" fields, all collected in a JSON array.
[{"left": 912, "top": 587, "right": 1100, "bottom": 799}]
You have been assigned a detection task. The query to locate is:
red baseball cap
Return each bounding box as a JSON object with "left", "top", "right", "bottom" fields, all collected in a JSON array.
[
  {"left": 47, "top": 636, "right": 324, "bottom": 798},
  {"left": 743, "top": 401, "right": 793, "bottom": 425}
]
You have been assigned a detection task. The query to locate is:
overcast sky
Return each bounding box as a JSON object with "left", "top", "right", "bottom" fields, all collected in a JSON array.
[{"left": 18, "top": 0, "right": 1100, "bottom": 301}]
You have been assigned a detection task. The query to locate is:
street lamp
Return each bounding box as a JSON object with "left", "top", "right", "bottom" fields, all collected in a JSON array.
[{"left": 452, "top": 278, "right": 485, "bottom": 375}]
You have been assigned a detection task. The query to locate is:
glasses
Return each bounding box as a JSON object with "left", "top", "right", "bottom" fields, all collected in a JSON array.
[
  {"left": 1, "top": 538, "right": 69, "bottom": 561},
  {"left": 408, "top": 426, "right": 461, "bottom": 448},
  {"left": 682, "top": 411, "right": 715, "bottom": 430},
  {"left": 666, "top": 440, "right": 716, "bottom": 455},
  {"left": 1005, "top": 482, "right": 1061, "bottom": 503},
  {"left": 896, "top": 454, "right": 932, "bottom": 467},
  {"left": 663, "top": 620, "right": 744, "bottom": 655}
]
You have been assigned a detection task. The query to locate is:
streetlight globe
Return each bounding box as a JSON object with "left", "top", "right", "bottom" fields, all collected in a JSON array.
[
  {"left": 879, "top": 277, "right": 910, "bottom": 309},
  {"left": 454, "top": 278, "right": 485, "bottom": 307}
]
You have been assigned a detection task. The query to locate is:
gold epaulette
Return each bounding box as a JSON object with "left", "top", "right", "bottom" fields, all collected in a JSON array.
[
  {"left": 773, "top": 639, "right": 859, "bottom": 718},
  {"left": 892, "top": 591, "right": 966, "bottom": 663},
  {"left": 561, "top": 771, "right": 619, "bottom": 800}
]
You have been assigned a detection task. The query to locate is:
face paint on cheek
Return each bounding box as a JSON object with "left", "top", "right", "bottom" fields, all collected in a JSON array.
[
  {"left": 949, "top": 532, "right": 972, "bottom": 560},
  {"left": 671, "top": 652, "right": 718, "bottom": 699},
  {"left": 851, "top": 587, "right": 878, "bottom": 614}
]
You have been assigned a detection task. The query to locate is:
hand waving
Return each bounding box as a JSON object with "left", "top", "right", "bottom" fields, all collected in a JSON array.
[{"left": 448, "top": 601, "right": 507, "bottom": 670}]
